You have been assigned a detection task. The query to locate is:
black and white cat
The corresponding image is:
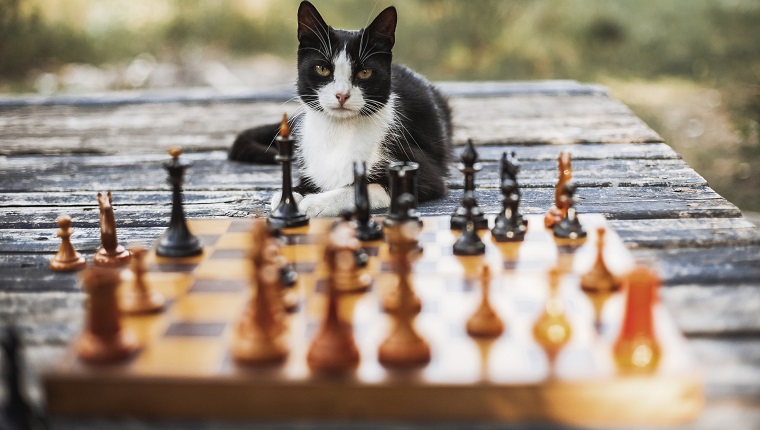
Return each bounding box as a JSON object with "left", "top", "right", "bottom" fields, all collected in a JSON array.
[{"left": 229, "top": 1, "right": 452, "bottom": 218}]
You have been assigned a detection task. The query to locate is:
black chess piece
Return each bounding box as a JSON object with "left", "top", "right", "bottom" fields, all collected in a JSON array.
[
  {"left": 268, "top": 115, "right": 309, "bottom": 230},
  {"left": 553, "top": 182, "right": 587, "bottom": 240},
  {"left": 492, "top": 152, "right": 527, "bottom": 242},
  {"left": 451, "top": 140, "right": 488, "bottom": 231},
  {"left": 453, "top": 191, "right": 486, "bottom": 256},
  {"left": 385, "top": 161, "right": 421, "bottom": 227},
  {"left": 156, "top": 147, "right": 204, "bottom": 258},
  {"left": 1, "top": 326, "right": 47, "bottom": 430},
  {"left": 353, "top": 162, "right": 383, "bottom": 241},
  {"left": 388, "top": 193, "right": 423, "bottom": 255}
]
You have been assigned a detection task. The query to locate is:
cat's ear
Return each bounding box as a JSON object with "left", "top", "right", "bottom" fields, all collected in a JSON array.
[
  {"left": 297, "top": 1, "right": 329, "bottom": 43},
  {"left": 366, "top": 6, "right": 397, "bottom": 49}
]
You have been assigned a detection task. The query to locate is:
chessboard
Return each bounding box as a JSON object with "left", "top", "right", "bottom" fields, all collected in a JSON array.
[{"left": 44, "top": 214, "right": 703, "bottom": 426}]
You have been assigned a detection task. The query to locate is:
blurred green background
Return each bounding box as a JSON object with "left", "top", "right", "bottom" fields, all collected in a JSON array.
[{"left": 1, "top": 0, "right": 758, "bottom": 211}]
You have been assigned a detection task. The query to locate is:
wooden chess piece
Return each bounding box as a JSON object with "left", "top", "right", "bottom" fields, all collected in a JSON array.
[
  {"left": 613, "top": 266, "right": 662, "bottom": 373},
  {"left": 156, "top": 147, "right": 204, "bottom": 258},
  {"left": 384, "top": 161, "right": 421, "bottom": 227},
  {"left": 533, "top": 268, "right": 572, "bottom": 366},
  {"left": 552, "top": 182, "right": 587, "bottom": 240},
  {"left": 378, "top": 221, "right": 431, "bottom": 368},
  {"left": 249, "top": 221, "right": 292, "bottom": 322},
  {"left": 76, "top": 268, "right": 139, "bottom": 364},
  {"left": 580, "top": 228, "right": 622, "bottom": 330},
  {"left": 121, "top": 247, "right": 166, "bottom": 314},
  {"left": 232, "top": 252, "right": 289, "bottom": 366},
  {"left": 545, "top": 151, "right": 572, "bottom": 228},
  {"left": 451, "top": 140, "right": 488, "bottom": 231},
  {"left": 307, "top": 240, "right": 360, "bottom": 373},
  {"left": 453, "top": 191, "right": 486, "bottom": 256},
  {"left": 353, "top": 161, "right": 383, "bottom": 241},
  {"left": 268, "top": 114, "right": 309, "bottom": 229},
  {"left": 466, "top": 265, "right": 505, "bottom": 338},
  {"left": 382, "top": 206, "right": 422, "bottom": 314},
  {"left": 93, "top": 191, "right": 131, "bottom": 267},
  {"left": 50, "top": 214, "right": 86, "bottom": 272},
  {"left": 330, "top": 210, "right": 372, "bottom": 294}
]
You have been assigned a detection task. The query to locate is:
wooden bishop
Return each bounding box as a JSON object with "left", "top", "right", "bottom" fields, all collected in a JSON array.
[
  {"left": 580, "top": 227, "right": 621, "bottom": 329},
  {"left": 466, "top": 265, "right": 505, "bottom": 338},
  {"left": 533, "top": 268, "right": 572, "bottom": 366}
]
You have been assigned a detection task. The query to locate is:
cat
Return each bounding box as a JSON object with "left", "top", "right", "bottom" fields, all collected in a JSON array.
[{"left": 229, "top": 1, "right": 452, "bottom": 218}]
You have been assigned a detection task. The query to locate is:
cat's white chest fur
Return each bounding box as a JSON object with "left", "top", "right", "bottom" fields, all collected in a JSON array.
[{"left": 295, "top": 99, "right": 395, "bottom": 190}]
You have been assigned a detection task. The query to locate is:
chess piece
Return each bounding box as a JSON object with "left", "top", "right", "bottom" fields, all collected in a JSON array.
[
  {"left": 453, "top": 191, "right": 486, "bottom": 256},
  {"left": 307, "top": 243, "right": 360, "bottom": 374},
  {"left": 580, "top": 228, "right": 622, "bottom": 330},
  {"left": 330, "top": 211, "right": 372, "bottom": 294},
  {"left": 76, "top": 268, "right": 139, "bottom": 364},
  {"left": 382, "top": 213, "right": 423, "bottom": 314},
  {"left": 93, "top": 191, "right": 131, "bottom": 267},
  {"left": 156, "top": 147, "right": 204, "bottom": 258},
  {"left": 545, "top": 152, "right": 573, "bottom": 228},
  {"left": 232, "top": 248, "right": 289, "bottom": 366},
  {"left": 450, "top": 140, "right": 488, "bottom": 231},
  {"left": 353, "top": 162, "right": 383, "bottom": 241},
  {"left": 385, "top": 161, "right": 421, "bottom": 226},
  {"left": 121, "top": 246, "right": 166, "bottom": 314},
  {"left": 252, "top": 221, "right": 298, "bottom": 316},
  {"left": 533, "top": 268, "right": 572, "bottom": 366},
  {"left": 491, "top": 178, "right": 528, "bottom": 242},
  {"left": 613, "top": 267, "right": 662, "bottom": 373},
  {"left": 1, "top": 327, "right": 47, "bottom": 430},
  {"left": 466, "top": 265, "right": 504, "bottom": 338},
  {"left": 268, "top": 114, "right": 309, "bottom": 229},
  {"left": 378, "top": 220, "right": 431, "bottom": 367},
  {"left": 50, "top": 214, "right": 86, "bottom": 272},
  {"left": 552, "top": 182, "right": 587, "bottom": 240}
]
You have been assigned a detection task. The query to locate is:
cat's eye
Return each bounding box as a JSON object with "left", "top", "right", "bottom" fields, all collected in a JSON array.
[
  {"left": 357, "top": 69, "right": 373, "bottom": 80},
  {"left": 315, "top": 65, "right": 331, "bottom": 77}
]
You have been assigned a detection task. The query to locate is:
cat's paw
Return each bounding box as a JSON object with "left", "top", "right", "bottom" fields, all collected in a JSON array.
[
  {"left": 299, "top": 193, "right": 345, "bottom": 218},
  {"left": 270, "top": 191, "right": 304, "bottom": 210}
]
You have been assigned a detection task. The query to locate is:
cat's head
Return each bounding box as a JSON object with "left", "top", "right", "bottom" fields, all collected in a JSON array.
[{"left": 296, "top": 1, "right": 396, "bottom": 120}]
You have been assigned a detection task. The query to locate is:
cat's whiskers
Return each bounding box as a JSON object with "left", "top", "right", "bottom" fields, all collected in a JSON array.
[{"left": 299, "top": 20, "right": 332, "bottom": 60}]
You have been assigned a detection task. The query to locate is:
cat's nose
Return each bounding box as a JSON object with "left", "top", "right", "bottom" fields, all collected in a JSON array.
[{"left": 335, "top": 93, "right": 351, "bottom": 106}]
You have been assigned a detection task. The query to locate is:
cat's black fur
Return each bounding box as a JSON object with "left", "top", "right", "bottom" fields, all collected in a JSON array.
[{"left": 229, "top": 1, "right": 452, "bottom": 206}]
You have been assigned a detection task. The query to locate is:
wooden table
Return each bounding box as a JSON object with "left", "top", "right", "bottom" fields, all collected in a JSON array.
[{"left": 1, "top": 81, "right": 759, "bottom": 429}]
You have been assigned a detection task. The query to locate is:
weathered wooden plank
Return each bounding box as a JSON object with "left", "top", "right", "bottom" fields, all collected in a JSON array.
[
  {"left": 662, "top": 285, "right": 760, "bottom": 335},
  {"left": 633, "top": 246, "right": 760, "bottom": 286},
  {"left": 453, "top": 142, "right": 680, "bottom": 162},
  {"left": 0, "top": 153, "right": 708, "bottom": 192}
]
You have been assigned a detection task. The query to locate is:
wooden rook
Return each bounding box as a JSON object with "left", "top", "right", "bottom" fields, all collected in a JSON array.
[
  {"left": 451, "top": 140, "right": 488, "bottom": 231},
  {"left": 353, "top": 161, "right": 383, "bottom": 241},
  {"left": 552, "top": 182, "right": 587, "bottom": 240},
  {"left": 76, "top": 268, "right": 139, "bottom": 364},
  {"left": 453, "top": 191, "right": 486, "bottom": 256},
  {"left": 580, "top": 228, "right": 622, "bottom": 330},
  {"left": 378, "top": 218, "right": 430, "bottom": 368},
  {"left": 121, "top": 247, "right": 166, "bottom": 314},
  {"left": 492, "top": 152, "right": 528, "bottom": 242},
  {"left": 93, "top": 191, "right": 131, "bottom": 267},
  {"left": 466, "top": 265, "right": 504, "bottom": 338},
  {"left": 307, "top": 239, "right": 360, "bottom": 374},
  {"left": 545, "top": 152, "right": 573, "bottom": 228},
  {"left": 156, "top": 147, "right": 203, "bottom": 258},
  {"left": 384, "top": 161, "right": 421, "bottom": 227},
  {"left": 268, "top": 114, "right": 309, "bottom": 230},
  {"left": 614, "top": 266, "right": 662, "bottom": 373},
  {"left": 50, "top": 214, "right": 86, "bottom": 272}
]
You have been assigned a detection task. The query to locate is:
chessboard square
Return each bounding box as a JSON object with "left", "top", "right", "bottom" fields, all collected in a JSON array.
[
  {"left": 187, "top": 219, "right": 233, "bottom": 235},
  {"left": 124, "top": 313, "right": 169, "bottom": 344},
  {"left": 189, "top": 278, "right": 247, "bottom": 294},
  {"left": 210, "top": 249, "right": 248, "bottom": 260},
  {"left": 227, "top": 220, "right": 253, "bottom": 232},
  {"left": 194, "top": 259, "right": 250, "bottom": 279},
  {"left": 197, "top": 234, "right": 220, "bottom": 248},
  {"left": 215, "top": 232, "right": 251, "bottom": 250},
  {"left": 164, "top": 321, "right": 228, "bottom": 338},
  {"left": 281, "top": 244, "right": 324, "bottom": 262},
  {"left": 171, "top": 294, "right": 247, "bottom": 320},
  {"left": 134, "top": 338, "right": 225, "bottom": 376}
]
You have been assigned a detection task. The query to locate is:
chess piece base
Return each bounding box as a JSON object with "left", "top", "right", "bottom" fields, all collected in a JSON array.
[
  {"left": 378, "top": 334, "right": 431, "bottom": 368},
  {"left": 50, "top": 255, "right": 86, "bottom": 272},
  {"left": 121, "top": 290, "right": 166, "bottom": 315},
  {"left": 357, "top": 220, "right": 384, "bottom": 241},
  {"left": 467, "top": 308, "right": 505, "bottom": 339},
  {"left": 76, "top": 329, "right": 139, "bottom": 364},
  {"left": 232, "top": 326, "right": 288, "bottom": 366},
  {"left": 450, "top": 214, "right": 489, "bottom": 231},
  {"left": 156, "top": 234, "right": 203, "bottom": 258},
  {"left": 93, "top": 246, "right": 131, "bottom": 267},
  {"left": 268, "top": 214, "right": 309, "bottom": 230},
  {"left": 307, "top": 325, "right": 360, "bottom": 374}
]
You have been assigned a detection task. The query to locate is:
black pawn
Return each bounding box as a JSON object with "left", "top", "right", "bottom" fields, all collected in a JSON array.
[
  {"left": 451, "top": 140, "right": 488, "bottom": 231},
  {"left": 453, "top": 191, "right": 486, "bottom": 256},
  {"left": 492, "top": 179, "right": 528, "bottom": 242},
  {"left": 553, "top": 182, "right": 587, "bottom": 240},
  {"left": 156, "top": 147, "right": 203, "bottom": 258},
  {"left": 1, "top": 327, "right": 47, "bottom": 430},
  {"left": 353, "top": 162, "right": 383, "bottom": 241},
  {"left": 268, "top": 114, "right": 309, "bottom": 230},
  {"left": 385, "top": 161, "right": 421, "bottom": 227}
]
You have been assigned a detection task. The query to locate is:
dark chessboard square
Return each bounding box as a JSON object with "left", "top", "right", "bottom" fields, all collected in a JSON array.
[
  {"left": 165, "top": 321, "right": 227, "bottom": 338},
  {"left": 281, "top": 233, "right": 322, "bottom": 245},
  {"left": 363, "top": 246, "right": 379, "bottom": 257},
  {"left": 190, "top": 279, "right": 247, "bottom": 293},
  {"left": 210, "top": 249, "right": 247, "bottom": 260},
  {"left": 148, "top": 263, "right": 198, "bottom": 273},
  {"left": 380, "top": 260, "right": 437, "bottom": 273},
  {"left": 293, "top": 262, "right": 317, "bottom": 273},
  {"left": 198, "top": 234, "right": 220, "bottom": 247},
  {"left": 227, "top": 220, "right": 252, "bottom": 233}
]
